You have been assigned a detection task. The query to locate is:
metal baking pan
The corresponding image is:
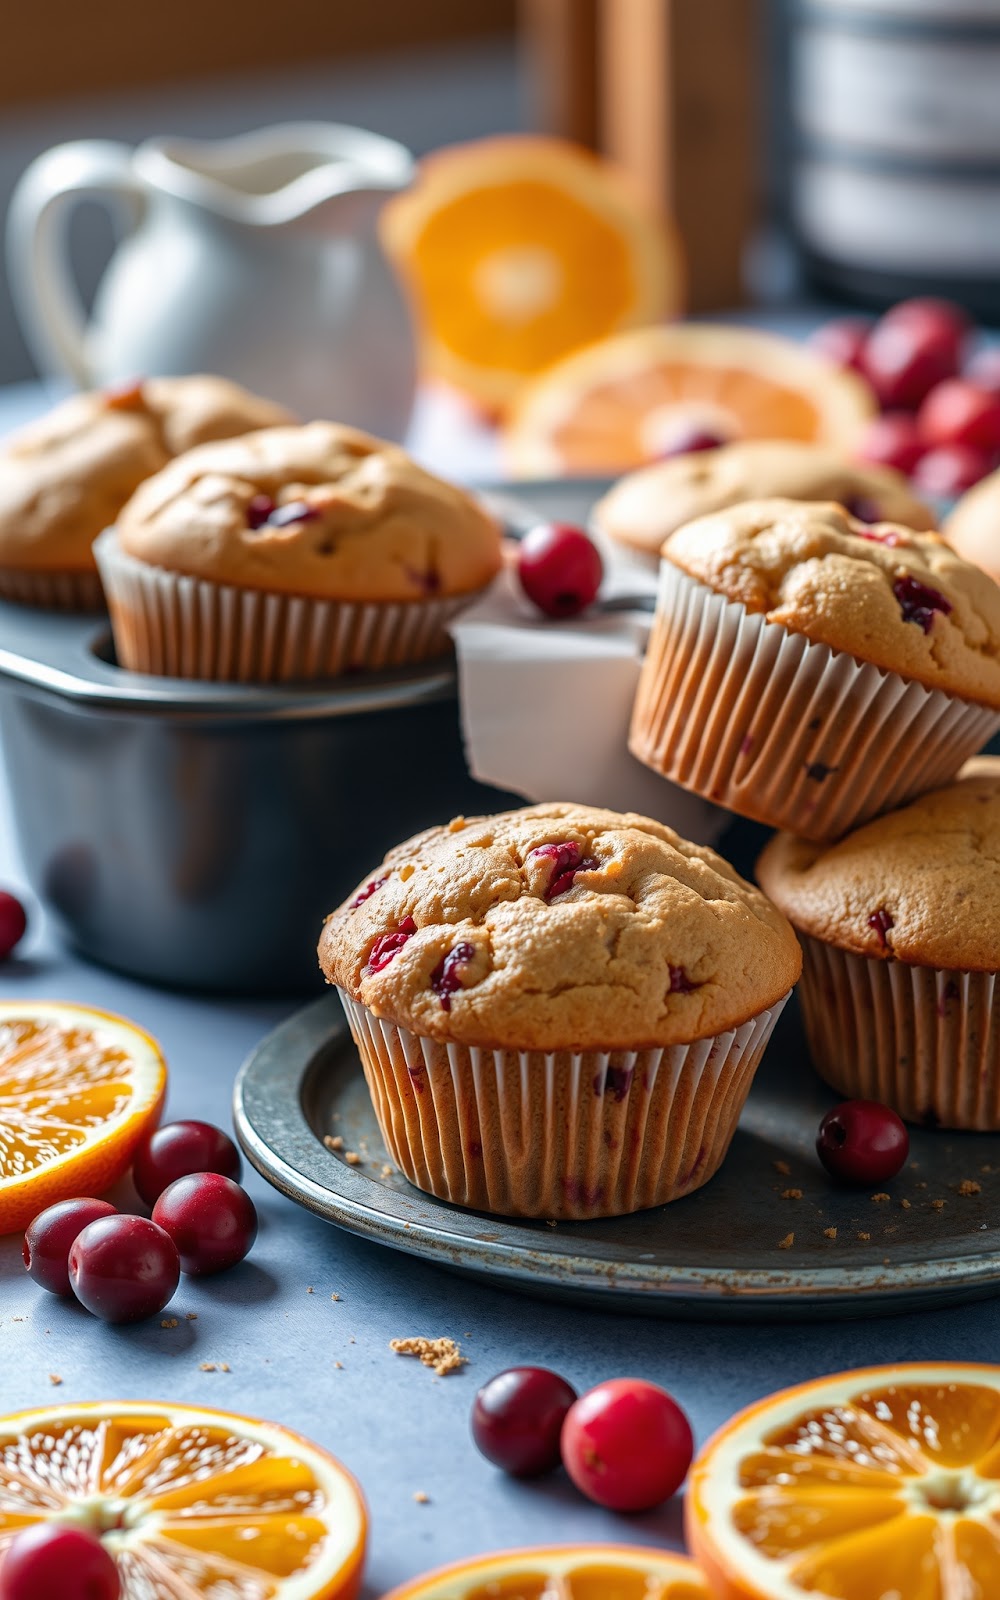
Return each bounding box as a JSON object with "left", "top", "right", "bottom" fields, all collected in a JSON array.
[{"left": 0, "top": 603, "right": 518, "bottom": 994}]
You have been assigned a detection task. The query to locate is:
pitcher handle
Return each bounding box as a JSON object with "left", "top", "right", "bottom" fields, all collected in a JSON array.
[{"left": 6, "top": 140, "right": 145, "bottom": 387}]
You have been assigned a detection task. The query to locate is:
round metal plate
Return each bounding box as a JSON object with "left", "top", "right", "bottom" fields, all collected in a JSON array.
[{"left": 234, "top": 994, "right": 1000, "bottom": 1320}]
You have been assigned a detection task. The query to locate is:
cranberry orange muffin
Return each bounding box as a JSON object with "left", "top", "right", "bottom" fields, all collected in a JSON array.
[
  {"left": 0, "top": 376, "right": 292, "bottom": 610},
  {"left": 630, "top": 499, "right": 1000, "bottom": 841},
  {"left": 319, "top": 802, "right": 801, "bottom": 1219},
  {"left": 593, "top": 440, "right": 935, "bottom": 571},
  {"left": 97, "top": 422, "right": 502, "bottom": 680},
  {"left": 945, "top": 465, "right": 1000, "bottom": 585},
  {"left": 758, "top": 759, "right": 1000, "bottom": 1129}
]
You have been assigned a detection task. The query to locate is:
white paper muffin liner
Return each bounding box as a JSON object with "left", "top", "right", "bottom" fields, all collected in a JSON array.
[
  {"left": 95, "top": 529, "right": 484, "bottom": 681},
  {"left": 337, "top": 988, "right": 790, "bottom": 1219},
  {"left": 799, "top": 935, "right": 1000, "bottom": 1131},
  {"left": 629, "top": 561, "right": 1000, "bottom": 841},
  {"left": 0, "top": 567, "right": 105, "bottom": 612}
]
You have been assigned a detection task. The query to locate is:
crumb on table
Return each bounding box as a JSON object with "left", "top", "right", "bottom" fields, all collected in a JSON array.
[
  {"left": 161, "top": 1318, "right": 178, "bottom": 1329},
  {"left": 48, "top": 1374, "right": 62, "bottom": 1386},
  {"left": 413, "top": 1491, "right": 430, "bottom": 1504},
  {"left": 871, "top": 1193, "right": 890, "bottom": 1203},
  {"left": 390, "top": 1336, "right": 467, "bottom": 1376},
  {"left": 958, "top": 1180, "right": 982, "bottom": 1197},
  {"left": 781, "top": 1188, "right": 803, "bottom": 1201},
  {"left": 823, "top": 1227, "right": 838, "bottom": 1240},
  {"left": 777, "top": 1233, "right": 794, "bottom": 1251},
  {"left": 857, "top": 1232, "right": 871, "bottom": 1242},
  {"left": 324, "top": 1135, "right": 345, "bottom": 1152},
  {"left": 931, "top": 1199, "right": 947, "bottom": 1211},
  {"left": 774, "top": 1160, "right": 791, "bottom": 1176},
  {"left": 344, "top": 1151, "right": 362, "bottom": 1166}
]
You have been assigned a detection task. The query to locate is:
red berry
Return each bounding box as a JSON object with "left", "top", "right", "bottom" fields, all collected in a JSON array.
[
  {"left": 472, "top": 1366, "right": 578, "bottom": 1478},
  {"left": 0, "top": 891, "right": 27, "bottom": 960},
  {"left": 68, "top": 1214, "right": 179, "bottom": 1322},
  {"left": 883, "top": 297, "right": 969, "bottom": 355},
  {"left": 917, "top": 378, "right": 1000, "bottom": 454},
  {"left": 517, "top": 523, "right": 603, "bottom": 619},
  {"left": 0, "top": 1524, "right": 120, "bottom": 1600},
  {"left": 808, "top": 316, "right": 871, "bottom": 374},
  {"left": 816, "top": 1099, "right": 910, "bottom": 1185},
  {"left": 23, "top": 1197, "right": 118, "bottom": 1296},
  {"left": 656, "top": 422, "right": 728, "bottom": 459},
  {"left": 965, "top": 347, "right": 1000, "bottom": 400},
  {"left": 152, "top": 1172, "right": 258, "bottom": 1276},
  {"left": 560, "top": 1378, "right": 694, "bottom": 1512},
  {"left": 862, "top": 314, "right": 960, "bottom": 411},
  {"left": 132, "top": 1119, "right": 242, "bottom": 1206},
  {"left": 913, "top": 443, "right": 993, "bottom": 498},
  {"left": 856, "top": 412, "right": 924, "bottom": 477}
]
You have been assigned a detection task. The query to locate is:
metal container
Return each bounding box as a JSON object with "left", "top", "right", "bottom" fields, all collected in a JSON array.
[{"left": 0, "top": 603, "right": 518, "bottom": 994}]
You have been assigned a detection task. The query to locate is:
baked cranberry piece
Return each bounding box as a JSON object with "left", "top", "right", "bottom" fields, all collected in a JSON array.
[
  {"left": 366, "top": 917, "right": 417, "bottom": 972},
  {"left": 892, "top": 575, "right": 952, "bottom": 634},
  {"left": 530, "top": 841, "right": 599, "bottom": 901},
  {"left": 430, "top": 942, "right": 476, "bottom": 1010},
  {"left": 246, "top": 495, "right": 319, "bottom": 530},
  {"left": 656, "top": 422, "right": 728, "bottom": 458},
  {"left": 868, "top": 907, "right": 894, "bottom": 949},
  {"left": 350, "top": 875, "right": 388, "bottom": 909}
]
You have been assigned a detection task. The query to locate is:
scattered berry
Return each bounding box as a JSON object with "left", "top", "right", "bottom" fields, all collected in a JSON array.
[
  {"left": 0, "top": 890, "right": 27, "bottom": 960},
  {"left": 856, "top": 412, "right": 924, "bottom": 477},
  {"left": 68, "top": 1214, "right": 179, "bottom": 1323},
  {"left": 816, "top": 1100, "right": 910, "bottom": 1185},
  {"left": 808, "top": 315, "right": 871, "bottom": 374},
  {"left": 965, "top": 346, "right": 1000, "bottom": 400},
  {"left": 152, "top": 1172, "right": 258, "bottom": 1276},
  {"left": 883, "top": 297, "right": 969, "bottom": 358},
  {"left": 917, "top": 378, "right": 1000, "bottom": 455},
  {"left": 23, "top": 1197, "right": 117, "bottom": 1296},
  {"left": 913, "top": 443, "right": 993, "bottom": 498},
  {"left": 560, "top": 1378, "right": 694, "bottom": 1512},
  {"left": 472, "top": 1366, "right": 578, "bottom": 1477},
  {"left": 0, "top": 1524, "right": 120, "bottom": 1600},
  {"left": 861, "top": 314, "right": 959, "bottom": 411},
  {"left": 132, "top": 1119, "right": 242, "bottom": 1206},
  {"left": 655, "top": 422, "right": 728, "bottom": 458},
  {"left": 517, "top": 523, "right": 603, "bottom": 619}
]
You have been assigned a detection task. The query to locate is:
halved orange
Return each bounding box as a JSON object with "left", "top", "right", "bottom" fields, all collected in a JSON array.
[
  {"left": 504, "top": 323, "right": 877, "bottom": 477},
  {"left": 0, "top": 1000, "right": 166, "bottom": 1233},
  {"left": 687, "top": 1362, "right": 1000, "bottom": 1600},
  {"left": 382, "top": 135, "right": 681, "bottom": 414},
  {"left": 382, "top": 1545, "right": 707, "bottom": 1599},
  {"left": 0, "top": 1400, "right": 367, "bottom": 1598}
]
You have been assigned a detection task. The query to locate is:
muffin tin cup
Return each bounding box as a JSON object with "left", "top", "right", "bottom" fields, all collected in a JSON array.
[
  {"left": 337, "top": 989, "right": 790, "bottom": 1220},
  {"left": 0, "top": 567, "right": 105, "bottom": 612},
  {"left": 798, "top": 934, "right": 1000, "bottom": 1131},
  {"left": 95, "top": 529, "right": 484, "bottom": 682},
  {"left": 629, "top": 561, "right": 1000, "bottom": 842}
]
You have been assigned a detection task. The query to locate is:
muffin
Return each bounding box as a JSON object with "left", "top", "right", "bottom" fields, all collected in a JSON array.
[
  {"left": 319, "top": 802, "right": 801, "bottom": 1220},
  {"left": 945, "top": 466, "right": 1000, "bottom": 585},
  {"left": 0, "top": 376, "right": 293, "bottom": 610},
  {"left": 593, "top": 440, "right": 936, "bottom": 572},
  {"left": 96, "top": 422, "right": 503, "bottom": 681},
  {"left": 629, "top": 499, "right": 1000, "bottom": 841},
  {"left": 757, "top": 759, "right": 1000, "bottom": 1129}
]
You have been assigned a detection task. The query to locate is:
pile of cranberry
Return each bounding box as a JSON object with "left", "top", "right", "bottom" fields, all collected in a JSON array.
[
  {"left": 23, "top": 1120, "right": 257, "bottom": 1324},
  {"left": 811, "top": 297, "right": 1000, "bottom": 499}
]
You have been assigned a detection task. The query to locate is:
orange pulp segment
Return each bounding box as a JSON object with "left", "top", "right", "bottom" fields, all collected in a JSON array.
[{"left": 381, "top": 1544, "right": 708, "bottom": 1600}]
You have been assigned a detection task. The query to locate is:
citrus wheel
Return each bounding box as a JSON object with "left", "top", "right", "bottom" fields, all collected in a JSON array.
[
  {"left": 382, "top": 1546, "right": 707, "bottom": 1599},
  {"left": 0, "top": 1400, "right": 367, "bottom": 1598},
  {"left": 382, "top": 135, "right": 681, "bottom": 414},
  {"left": 504, "top": 323, "right": 876, "bottom": 477},
  {"left": 0, "top": 1000, "right": 167, "bottom": 1233},
  {"left": 687, "top": 1362, "right": 1000, "bottom": 1600}
]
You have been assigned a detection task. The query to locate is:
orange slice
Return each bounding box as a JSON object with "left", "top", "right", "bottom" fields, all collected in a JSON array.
[
  {"left": 382, "top": 1545, "right": 708, "bottom": 1599},
  {"left": 0, "top": 1399, "right": 367, "bottom": 1598},
  {"left": 0, "top": 1000, "right": 166, "bottom": 1233},
  {"left": 382, "top": 135, "right": 681, "bottom": 414},
  {"left": 687, "top": 1362, "right": 1000, "bottom": 1600},
  {"left": 504, "top": 323, "right": 877, "bottom": 477}
]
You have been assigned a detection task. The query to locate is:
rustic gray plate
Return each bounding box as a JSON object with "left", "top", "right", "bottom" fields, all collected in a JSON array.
[{"left": 234, "top": 993, "right": 1000, "bottom": 1320}]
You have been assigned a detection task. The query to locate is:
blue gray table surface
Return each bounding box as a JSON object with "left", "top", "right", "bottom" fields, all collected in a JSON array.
[{"left": 0, "top": 375, "right": 998, "bottom": 1599}]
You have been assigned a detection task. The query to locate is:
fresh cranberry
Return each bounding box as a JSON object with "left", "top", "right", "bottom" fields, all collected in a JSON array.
[
  {"left": 856, "top": 412, "right": 924, "bottom": 477},
  {"left": 655, "top": 423, "right": 728, "bottom": 459},
  {"left": 913, "top": 443, "right": 994, "bottom": 498},
  {"left": 561, "top": 1378, "right": 694, "bottom": 1512},
  {"left": 884, "top": 297, "right": 970, "bottom": 356},
  {"left": 862, "top": 316, "right": 960, "bottom": 411},
  {"left": 917, "top": 378, "right": 1000, "bottom": 455},
  {"left": 0, "top": 891, "right": 27, "bottom": 960},
  {"left": 23, "top": 1197, "right": 117, "bottom": 1296},
  {"left": 132, "top": 1119, "right": 242, "bottom": 1206},
  {"left": 965, "top": 346, "right": 1000, "bottom": 400},
  {"left": 472, "top": 1366, "right": 578, "bottom": 1477},
  {"left": 152, "top": 1172, "right": 258, "bottom": 1276},
  {"left": 430, "top": 942, "right": 476, "bottom": 1010},
  {"left": 517, "top": 523, "right": 603, "bottom": 619},
  {"left": 68, "top": 1215, "right": 179, "bottom": 1323},
  {"left": 530, "top": 841, "right": 600, "bottom": 901},
  {"left": 892, "top": 575, "right": 952, "bottom": 633},
  {"left": 816, "top": 1100, "right": 910, "bottom": 1185},
  {"left": 365, "top": 916, "right": 417, "bottom": 973},
  {"left": 808, "top": 316, "right": 871, "bottom": 374},
  {"left": 0, "top": 1524, "right": 120, "bottom": 1600},
  {"left": 350, "top": 875, "right": 388, "bottom": 909}
]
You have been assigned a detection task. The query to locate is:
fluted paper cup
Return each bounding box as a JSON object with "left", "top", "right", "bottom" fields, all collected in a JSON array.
[
  {"left": 95, "top": 529, "right": 486, "bottom": 682},
  {"left": 629, "top": 561, "right": 1000, "bottom": 842},
  {"left": 0, "top": 567, "right": 105, "bottom": 612},
  {"left": 337, "top": 989, "right": 790, "bottom": 1219},
  {"left": 799, "top": 935, "right": 1000, "bottom": 1131}
]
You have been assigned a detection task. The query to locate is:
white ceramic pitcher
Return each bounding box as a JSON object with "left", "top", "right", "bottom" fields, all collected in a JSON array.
[{"left": 7, "top": 122, "right": 418, "bottom": 439}]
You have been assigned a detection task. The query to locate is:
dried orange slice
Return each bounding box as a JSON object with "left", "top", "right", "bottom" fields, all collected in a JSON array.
[
  {"left": 687, "top": 1362, "right": 1000, "bottom": 1600},
  {"left": 0, "top": 1400, "right": 367, "bottom": 1598},
  {"left": 504, "top": 323, "right": 876, "bottom": 476},
  {"left": 0, "top": 1000, "right": 166, "bottom": 1233},
  {"left": 382, "top": 1545, "right": 707, "bottom": 1599},
  {"left": 382, "top": 135, "right": 681, "bottom": 414}
]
